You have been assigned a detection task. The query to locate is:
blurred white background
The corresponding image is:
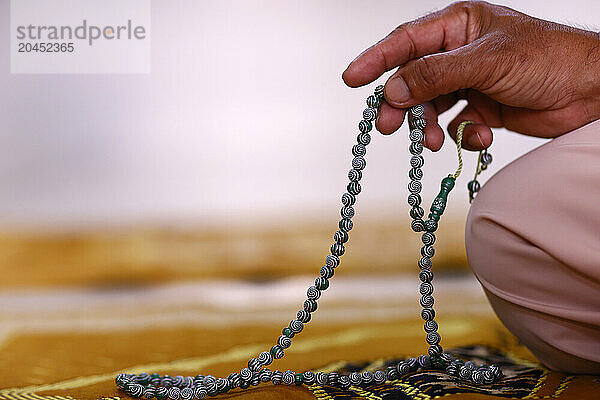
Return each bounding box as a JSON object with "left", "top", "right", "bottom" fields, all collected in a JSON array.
[{"left": 0, "top": 0, "right": 598, "bottom": 231}]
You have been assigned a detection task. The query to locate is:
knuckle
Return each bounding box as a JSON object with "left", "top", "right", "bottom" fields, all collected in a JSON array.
[
  {"left": 412, "top": 56, "right": 442, "bottom": 93},
  {"left": 449, "top": 1, "right": 486, "bottom": 13}
]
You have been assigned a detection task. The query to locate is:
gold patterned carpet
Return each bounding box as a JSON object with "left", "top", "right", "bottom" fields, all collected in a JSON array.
[{"left": 0, "top": 224, "right": 599, "bottom": 399}]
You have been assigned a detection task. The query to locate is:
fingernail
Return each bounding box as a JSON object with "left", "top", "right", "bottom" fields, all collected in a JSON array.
[
  {"left": 468, "top": 131, "right": 484, "bottom": 148},
  {"left": 385, "top": 77, "right": 411, "bottom": 104}
]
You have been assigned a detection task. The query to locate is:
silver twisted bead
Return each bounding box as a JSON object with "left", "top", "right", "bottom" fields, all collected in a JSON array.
[
  {"left": 410, "top": 206, "right": 424, "bottom": 220},
  {"left": 167, "top": 387, "right": 180, "bottom": 400},
  {"left": 420, "top": 295, "right": 434, "bottom": 308},
  {"left": 419, "top": 282, "right": 434, "bottom": 296},
  {"left": 315, "top": 276, "right": 329, "bottom": 290},
  {"left": 421, "top": 307, "right": 435, "bottom": 321},
  {"left": 143, "top": 386, "right": 156, "bottom": 399},
  {"left": 297, "top": 309, "right": 311, "bottom": 323},
  {"left": 410, "top": 104, "right": 425, "bottom": 117},
  {"left": 339, "top": 375, "right": 351, "bottom": 389},
  {"left": 428, "top": 344, "right": 443, "bottom": 357},
  {"left": 271, "top": 370, "right": 283, "bottom": 385},
  {"left": 352, "top": 156, "right": 366, "bottom": 170},
  {"left": 348, "top": 168, "right": 362, "bottom": 182},
  {"left": 363, "top": 108, "right": 377, "bottom": 121},
  {"left": 270, "top": 345, "right": 284, "bottom": 359},
  {"left": 471, "top": 370, "right": 484, "bottom": 384},
  {"left": 334, "top": 230, "right": 348, "bottom": 244},
  {"left": 408, "top": 180, "right": 422, "bottom": 193},
  {"left": 374, "top": 85, "right": 384, "bottom": 97},
  {"left": 358, "top": 120, "right": 372, "bottom": 133},
  {"left": 421, "top": 232, "right": 436, "bottom": 245},
  {"left": 409, "top": 142, "right": 423, "bottom": 155},
  {"left": 397, "top": 361, "right": 410, "bottom": 375},
  {"left": 426, "top": 331, "right": 441, "bottom": 345},
  {"left": 418, "top": 355, "right": 431, "bottom": 369},
  {"left": 339, "top": 218, "right": 353, "bottom": 232},
  {"left": 366, "top": 95, "right": 379, "bottom": 108},
  {"left": 289, "top": 319, "right": 304, "bottom": 333},
  {"left": 489, "top": 364, "right": 503, "bottom": 379},
  {"left": 412, "top": 117, "right": 426, "bottom": 129},
  {"left": 418, "top": 256, "right": 432, "bottom": 269},
  {"left": 409, "top": 128, "right": 424, "bottom": 142},
  {"left": 483, "top": 369, "right": 495, "bottom": 384},
  {"left": 240, "top": 368, "right": 253, "bottom": 381},
  {"left": 409, "top": 167, "right": 423, "bottom": 180},
  {"left": 181, "top": 387, "right": 194, "bottom": 400},
  {"left": 341, "top": 192, "right": 355, "bottom": 207},
  {"left": 327, "top": 372, "right": 339, "bottom": 386},
  {"left": 193, "top": 386, "right": 207, "bottom": 399},
  {"left": 411, "top": 219, "right": 425, "bottom": 232},
  {"left": 481, "top": 152, "right": 493, "bottom": 165},
  {"left": 282, "top": 371, "right": 295, "bottom": 385},
  {"left": 227, "top": 373, "right": 240, "bottom": 388},
  {"left": 155, "top": 387, "right": 169, "bottom": 400},
  {"left": 459, "top": 365, "right": 472, "bottom": 380},
  {"left": 347, "top": 181, "right": 361, "bottom": 195},
  {"left": 424, "top": 320, "right": 438, "bottom": 332},
  {"left": 320, "top": 266, "right": 334, "bottom": 280},
  {"left": 303, "top": 371, "right": 316, "bottom": 385},
  {"left": 421, "top": 245, "right": 435, "bottom": 258},
  {"left": 307, "top": 285, "right": 321, "bottom": 300},
  {"left": 410, "top": 155, "right": 424, "bottom": 168},
  {"left": 216, "top": 378, "right": 229, "bottom": 391},
  {"left": 419, "top": 269, "right": 433, "bottom": 283},
  {"left": 361, "top": 371, "right": 373, "bottom": 384},
  {"left": 357, "top": 132, "right": 371, "bottom": 145},
  {"left": 349, "top": 372, "right": 362, "bottom": 385},
  {"left": 352, "top": 144, "right": 366, "bottom": 157},
  {"left": 127, "top": 383, "right": 144, "bottom": 398},
  {"left": 325, "top": 254, "right": 340, "bottom": 268},
  {"left": 373, "top": 370, "right": 386, "bottom": 384},
  {"left": 258, "top": 351, "right": 273, "bottom": 366},
  {"left": 259, "top": 369, "right": 272, "bottom": 383},
  {"left": 330, "top": 242, "right": 345, "bottom": 256},
  {"left": 278, "top": 335, "right": 292, "bottom": 349},
  {"left": 341, "top": 206, "right": 355, "bottom": 219},
  {"left": 407, "top": 193, "right": 421, "bottom": 207},
  {"left": 248, "top": 357, "right": 261, "bottom": 371},
  {"left": 315, "top": 372, "right": 328, "bottom": 385}
]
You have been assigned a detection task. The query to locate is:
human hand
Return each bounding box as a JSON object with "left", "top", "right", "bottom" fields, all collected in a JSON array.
[{"left": 342, "top": 1, "right": 600, "bottom": 151}]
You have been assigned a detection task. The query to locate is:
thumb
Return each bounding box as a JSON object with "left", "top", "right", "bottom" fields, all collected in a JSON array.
[{"left": 384, "top": 42, "right": 488, "bottom": 107}]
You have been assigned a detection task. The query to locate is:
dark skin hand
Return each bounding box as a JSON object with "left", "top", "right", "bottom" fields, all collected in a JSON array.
[{"left": 342, "top": 1, "right": 600, "bottom": 151}]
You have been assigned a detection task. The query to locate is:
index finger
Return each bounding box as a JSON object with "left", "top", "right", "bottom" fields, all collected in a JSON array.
[{"left": 342, "top": 1, "right": 485, "bottom": 88}]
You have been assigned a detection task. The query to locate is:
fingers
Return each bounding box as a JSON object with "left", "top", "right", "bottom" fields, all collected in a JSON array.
[
  {"left": 417, "top": 102, "right": 446, "bottom": 152},
  {"left": 376, "top": 100, "right": 446, "bottom": 152},
  {"left": 342, "top": 2, "right": 485, "bottom": 88},
  {"left": 376, "top": 92, "right": 461, "bottom": 151},
  {"left": 384, "top": 39, "right": 492, "bottom": 107},
  {"left": 375, "top": 101, "right": 406, "bottom": 135},
  {"left": 448, "top": 103, "right": 494, "bottom": 151}
]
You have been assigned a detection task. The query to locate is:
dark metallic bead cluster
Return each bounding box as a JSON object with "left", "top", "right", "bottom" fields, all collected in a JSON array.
[
  {"left": 116, "top": 86, "right": 503, "bottom": 399},
  {"left": 468, "top": 148, "right": 492, "bottom": 203}
]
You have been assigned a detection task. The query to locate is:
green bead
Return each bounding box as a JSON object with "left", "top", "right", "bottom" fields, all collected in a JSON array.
[
  {"left": 441, "top": 176, "right": 455, "bottom": 191},
  {"left": 430, "top": 177, "right": 455, "bottom": 216},
  {"left": 155, "top": 390, "right": 167, "bottom": 400},
  {"left": 295, "top": 373, "right": 304, "bottom": 385},
  {"left": 283, "top": 327, "right": 295, "bottom": 338}
]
